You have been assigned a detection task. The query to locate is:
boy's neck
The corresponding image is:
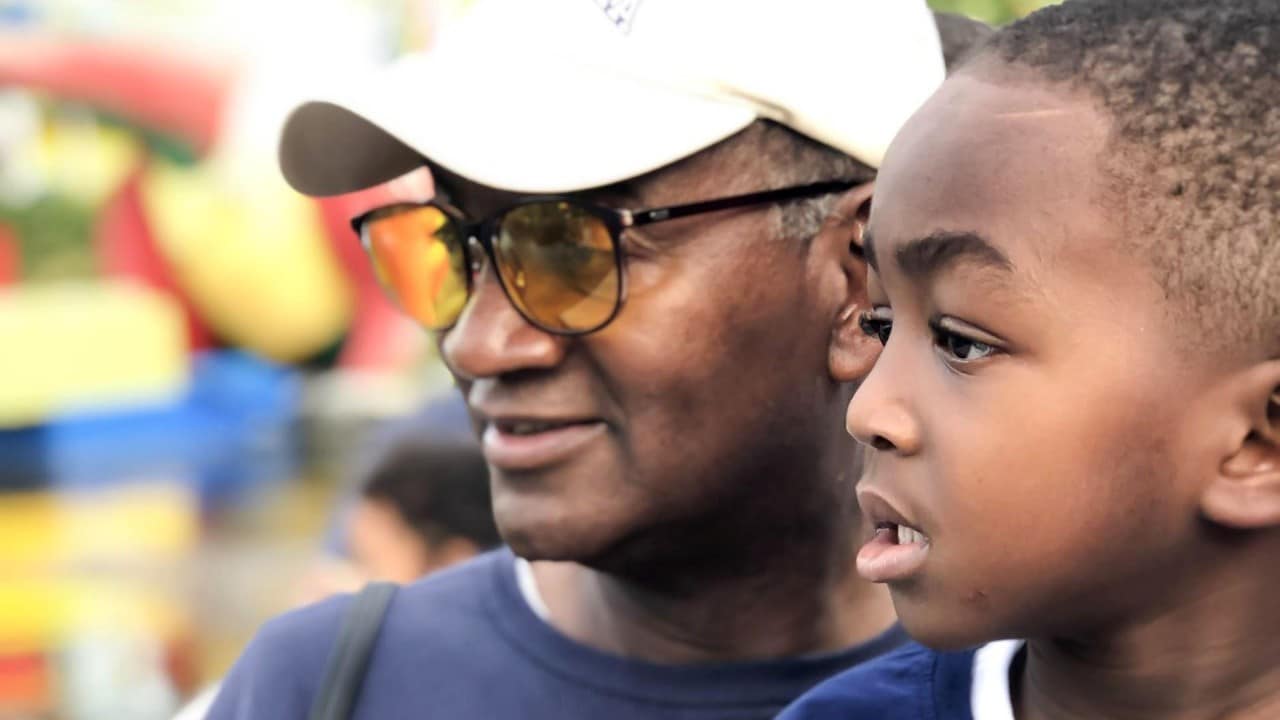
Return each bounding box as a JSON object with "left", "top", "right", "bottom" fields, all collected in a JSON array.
[{"left": 1016, "top": 542, "right": 1280, "bottom": 720}]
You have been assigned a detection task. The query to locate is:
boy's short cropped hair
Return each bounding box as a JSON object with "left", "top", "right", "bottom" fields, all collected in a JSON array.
[{"left": 975, "top": 0, "right": 1279, "bottom": 359}]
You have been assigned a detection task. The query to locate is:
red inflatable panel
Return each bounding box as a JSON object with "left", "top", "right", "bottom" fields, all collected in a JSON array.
[
  {"left": 0, "top": 224, "right": 17, "bottom": 285},
  {"left": 95, "top": 171, "right": 214, "bottom": 350}
]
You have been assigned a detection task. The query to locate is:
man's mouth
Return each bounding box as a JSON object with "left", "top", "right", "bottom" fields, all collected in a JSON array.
[
  {"left": 494, "top": 418, "right": 592, "bottom": 436},
  {"left": 482, "top": 417, "right": 607, "bottom": 471}
]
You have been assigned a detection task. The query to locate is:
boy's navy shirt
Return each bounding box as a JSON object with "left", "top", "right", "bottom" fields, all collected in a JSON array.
[
  {"left": 777, "top": 643, "right": 986, "bottom": 720},
  {"left": 207, "top": 549, "right": 909, "bottom": 719}
]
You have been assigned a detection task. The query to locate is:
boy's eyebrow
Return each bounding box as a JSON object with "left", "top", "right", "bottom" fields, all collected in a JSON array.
[
  {"left": 867, "top": 230, "right": 1013, "bottom": 281},
  {"left": 899, "top": 231, "right": 1012, "bottom": 279}
]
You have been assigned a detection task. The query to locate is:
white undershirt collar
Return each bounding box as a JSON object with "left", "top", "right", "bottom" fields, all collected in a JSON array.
[
  {"left": 515, "top": 556, "right": 552, "bottom": 621},
  {"left": 971, "top": 639, "right": 1024, "bottom": 720}
]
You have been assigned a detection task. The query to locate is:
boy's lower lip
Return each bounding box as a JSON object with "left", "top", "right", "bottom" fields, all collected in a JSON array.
[
  {"left": 482, "top": 421, "right": 607, "bottom": 471},
  {"left": 857, "top": 527, "right": 930, "bottom": 583}
]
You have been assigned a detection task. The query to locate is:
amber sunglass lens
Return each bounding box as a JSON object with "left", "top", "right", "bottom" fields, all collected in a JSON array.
[
  {"left": 493, "top": 202, "right": 619, "bottom": 333},
  {"left": 362, "top": 206, "right": 468, "bottom": 330}
]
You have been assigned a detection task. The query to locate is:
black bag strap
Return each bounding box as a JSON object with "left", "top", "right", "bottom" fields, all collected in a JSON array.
[{"left": 308, "top": 581, "right": 398, "bottom": 720}]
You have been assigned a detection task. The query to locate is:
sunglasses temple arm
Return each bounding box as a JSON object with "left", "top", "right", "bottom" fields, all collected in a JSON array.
[{"left": 627, "top": 180, "right": 857, "bottom": 226}]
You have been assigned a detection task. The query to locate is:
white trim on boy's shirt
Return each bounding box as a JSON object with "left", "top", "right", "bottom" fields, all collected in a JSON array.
[
  {"left": 515, "top": 556, "right": 553, "bottom": 621},
  {"left": 971, "top": 639, "right": 1024, "bottom": 720}
]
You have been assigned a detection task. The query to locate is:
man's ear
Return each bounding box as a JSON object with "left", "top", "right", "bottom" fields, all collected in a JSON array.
[
  {"left": 818, "top": 181, "right": 878, "bottom": 383},
  {"left": 1201, "top": 359, "right": 1280, "bottom": 529}
]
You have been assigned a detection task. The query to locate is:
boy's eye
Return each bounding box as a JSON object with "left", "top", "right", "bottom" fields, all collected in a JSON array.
[
  {"left": 932, "top": 326, "right": 996, "bottom": 362},
  {"left": 858, "top": 312, "right": 892, "bottom": 345}
]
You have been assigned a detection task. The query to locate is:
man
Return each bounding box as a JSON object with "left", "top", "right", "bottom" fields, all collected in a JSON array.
[{"left": 208, "top": 1, "right": 988, "bottom": 717}]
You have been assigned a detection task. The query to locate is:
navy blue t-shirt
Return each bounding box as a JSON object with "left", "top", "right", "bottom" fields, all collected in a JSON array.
[
  {"left": 208, "top": 549, "right": 908, "bottom": 719},
  {"left": 777, "top": 642, "right": 981, "bottom": 720}
]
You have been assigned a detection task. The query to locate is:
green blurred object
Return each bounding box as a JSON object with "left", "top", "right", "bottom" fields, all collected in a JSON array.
[
  {"left": 96, "top": 111, "right": 200, "bottom": 167},
  {"left": 0, "top": 196, "right": 96, "bottom": 282},
  {"left": 928, "top": 0, "right": 1061, "bottom": 24}
]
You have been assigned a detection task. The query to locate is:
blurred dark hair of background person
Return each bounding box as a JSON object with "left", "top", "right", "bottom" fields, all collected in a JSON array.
[{"left": 349, "top": 438, "right": 500, "bottom": 585}]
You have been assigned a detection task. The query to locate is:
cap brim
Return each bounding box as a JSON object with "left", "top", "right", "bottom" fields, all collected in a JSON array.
[{"left": 279, "top": 45, "right": 756, "bottom": 197}]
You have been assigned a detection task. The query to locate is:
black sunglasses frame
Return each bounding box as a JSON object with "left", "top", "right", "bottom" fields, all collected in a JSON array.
[{"left": 350, "top": 179, "right": 859, "bottom": 336}]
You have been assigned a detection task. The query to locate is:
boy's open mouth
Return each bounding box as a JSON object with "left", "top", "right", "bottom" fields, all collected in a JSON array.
[
  {"left": 884, "top": 522, "right": 928, "bottom": 547},
  {"left": 857, "top": 521, "right": 931, "bottom": 583}
]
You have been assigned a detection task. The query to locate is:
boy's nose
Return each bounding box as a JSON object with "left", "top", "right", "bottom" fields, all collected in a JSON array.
[{"left": 846, "top": 353, "right": 922, "bottom": 456}]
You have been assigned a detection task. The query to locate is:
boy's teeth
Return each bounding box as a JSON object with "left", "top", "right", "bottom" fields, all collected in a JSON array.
[{"left": 896, "top": 525, "right": 925, "bottom": 545}]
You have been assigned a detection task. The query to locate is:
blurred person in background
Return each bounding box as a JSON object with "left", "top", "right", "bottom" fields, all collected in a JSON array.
[
  {"left": 177, "top": 434, "right": 497, "bottom": 719},
  {"left": 294, "top": 433, "right": 500, "bottom": 604},
  {"left": 296, "top": 389, "right": 478, "bottom": 602},
  {"left": 209, "top": 1, "right": 991, "bottom": 718},
  {"left": 334, "top": 436, "right": 500, "bottom": 587}
]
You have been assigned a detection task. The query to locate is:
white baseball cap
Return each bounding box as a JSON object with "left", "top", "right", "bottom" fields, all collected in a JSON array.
[{"left": 279, "top": 0, "right": 945, "bottom": 197}]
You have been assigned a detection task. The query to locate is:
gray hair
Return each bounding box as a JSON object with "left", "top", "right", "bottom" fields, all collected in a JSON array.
[
  {"left": 761, "top": 124, "right": 878, "bottom": 242},
  {"left": 704, "top": 120, "right": 875, "bottom": 243}
]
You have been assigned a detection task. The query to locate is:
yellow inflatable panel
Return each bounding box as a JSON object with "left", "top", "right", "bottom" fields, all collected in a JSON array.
[
  {"left": 141, "top": 161, "right": 354, "bottom": 363},
  {"left": 30, "top": 119, "right": 142, "bottom": 208},
  {"left": 0, "top": 484, "right": 196, "bottom": 653},
  {"left": 0, "top": 484, "right": 198, "bottom": 573},
  {"left": 0, "top": 578, "right": 187, "bottom": 654},
  {"left": 0, "top": 282, "right": 188, "bottom": 427}
]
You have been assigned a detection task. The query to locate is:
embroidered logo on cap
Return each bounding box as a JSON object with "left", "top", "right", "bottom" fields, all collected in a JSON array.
[{"left": 594, "top": 0, "right": 642, "bottom": 35}]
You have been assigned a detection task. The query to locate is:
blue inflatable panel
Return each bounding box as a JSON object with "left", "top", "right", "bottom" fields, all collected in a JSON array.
[{"left": 0, "top": 351, "right": 301, "bottom": 505}]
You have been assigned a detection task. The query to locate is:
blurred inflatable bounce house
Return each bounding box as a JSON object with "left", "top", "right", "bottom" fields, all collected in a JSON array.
[
  {"left": 0, "top": 0, "right": 462, "bottom": 715},
  {"left": 0, "top": 0, "right": 453, "bottom": 498}
]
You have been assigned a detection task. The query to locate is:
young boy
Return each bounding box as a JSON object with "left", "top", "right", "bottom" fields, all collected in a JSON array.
[{"left": 780, "top": 1, "right": 1280, "bottom": 718}]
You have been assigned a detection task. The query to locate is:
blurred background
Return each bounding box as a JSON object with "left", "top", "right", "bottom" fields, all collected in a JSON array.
[{"left": 0, "top": 0, "right": 1056, "bottom": 717}]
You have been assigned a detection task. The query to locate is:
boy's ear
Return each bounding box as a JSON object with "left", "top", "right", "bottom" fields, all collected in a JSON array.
[
  {"left": 823, "top": 182, "right": 878, "bottom": 382},
  {"left": 1201, "top": 360, "right": 1280, "bottom": 529}
]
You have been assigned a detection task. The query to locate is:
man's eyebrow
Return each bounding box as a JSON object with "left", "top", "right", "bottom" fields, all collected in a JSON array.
[{"left": 894, "top": 230, "right": 1013, "bottom": 280}]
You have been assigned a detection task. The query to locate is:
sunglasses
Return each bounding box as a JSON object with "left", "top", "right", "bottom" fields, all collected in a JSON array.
[{"left": 350, "top": 180, "right": 857, "bottom": 336}]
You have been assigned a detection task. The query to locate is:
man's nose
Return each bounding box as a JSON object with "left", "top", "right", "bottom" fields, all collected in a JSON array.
[
  {"left": 846, "top": 344, "right": 922, "bottom": 456},
  {"left": 439, "top": 260, "right": 568, "bottom": 381}
]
